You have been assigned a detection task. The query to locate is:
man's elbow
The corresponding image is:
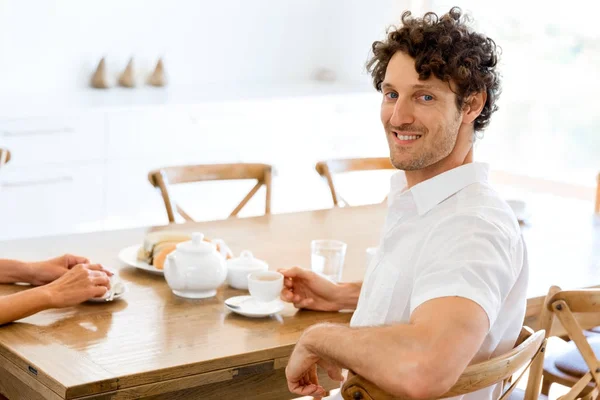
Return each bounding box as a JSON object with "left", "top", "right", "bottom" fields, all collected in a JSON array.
[{"left": 379, "top": 358, "right": 457, "bottom": 399}]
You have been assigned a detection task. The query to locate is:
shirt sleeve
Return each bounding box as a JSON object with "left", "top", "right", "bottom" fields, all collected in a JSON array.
[{"left": 410, "top": 213, "right": 521, "bottom": 329}]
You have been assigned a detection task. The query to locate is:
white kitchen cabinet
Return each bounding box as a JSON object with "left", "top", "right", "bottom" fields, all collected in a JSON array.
[
  {"left": 107, "top": 108, "right": 197, "bottom": 161},
  {"left": 0, "top": 162, "right": 106, "bottom": 240},
  {"left": 0, "top": 86, "right": 384, "bottom": 241},
  {"left": 104, "top": 158, "right": 167, "bottom": 230},
  {"left": 107, "top": 106, "right": 245, "bottom": 165},
  {"left": 0, "top": 112, "right": 106, "bottom": 167}
]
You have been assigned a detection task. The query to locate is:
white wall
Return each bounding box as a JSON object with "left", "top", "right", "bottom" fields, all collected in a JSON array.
[
  {"left": 0, "top": 0, "right": 411, "bottom": 95},
  {"left": 309, "top": 0, "right": 410, "bottom": 85}
]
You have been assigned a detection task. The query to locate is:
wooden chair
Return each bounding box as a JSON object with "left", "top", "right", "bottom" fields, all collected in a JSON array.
[
  {"left": 527, "top": 286, "right": 600, "bottom": 399},
  {"left": 341, "top": 326, "right": 546, "bottom": 400},
  {"left": 148, "top": 163, "right": 272, "bottom": 223},
  {"left": 0, "top": 148, "right": 10, "bottom": 168},
  {"left": 315, "top": 157, "right": 396, "bottom": 207},
  {"left": 340, "top": 286, "right": 600, "bottom": 400}
]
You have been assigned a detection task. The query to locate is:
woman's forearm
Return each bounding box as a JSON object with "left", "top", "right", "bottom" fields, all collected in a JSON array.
[
  {"left": 0, "top": 259, "right": 31, "bottom": 284},
  {"left": 0, "top": 287, "right": 53, "bottom": 325}
]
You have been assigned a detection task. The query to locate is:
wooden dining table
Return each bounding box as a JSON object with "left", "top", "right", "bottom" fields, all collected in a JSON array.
[{"left": 0, "top": 190, "right": 598, "bottom": 399}]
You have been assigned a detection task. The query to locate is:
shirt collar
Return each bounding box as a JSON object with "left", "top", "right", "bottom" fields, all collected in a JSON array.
[{"left": 389, "top": 162, "right": 490, "bottom": 216}]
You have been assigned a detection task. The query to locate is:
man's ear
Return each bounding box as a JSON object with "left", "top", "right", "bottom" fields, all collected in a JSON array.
[{"left": 462, "top": 91, "right": 487, "bottom": 124}]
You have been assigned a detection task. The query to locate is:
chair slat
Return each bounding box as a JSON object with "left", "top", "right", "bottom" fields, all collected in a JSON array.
[
  {"left": 315, "top": 157, "right": 395, "bottom": 207},
  {"left": 148, "top": 163, "right": 272, "bottom": 223}
]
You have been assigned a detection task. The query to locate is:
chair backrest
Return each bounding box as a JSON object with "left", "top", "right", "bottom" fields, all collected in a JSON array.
[
  {"left": 148, "top": 163, "right": 272, "bottom": 223},
  {"left": 341, "top": 326, "right": 545, "bottom": 400},
  {"left": 523, "top": 286, "right": 600, "bottom": 400},
  {"left": 0, "top": 148, "right": 10, "bottom": 167},
  {"left": 315, "top": 157, "right": 396, "bottom": 207}
]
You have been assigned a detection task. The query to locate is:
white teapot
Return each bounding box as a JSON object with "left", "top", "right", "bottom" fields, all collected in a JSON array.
[{"left": 164, "top": 232, "right": 229, "bottom": 299}]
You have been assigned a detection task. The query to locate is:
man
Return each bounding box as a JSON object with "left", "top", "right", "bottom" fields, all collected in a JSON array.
[
  {"left": 0, "top": 254, "right": 112, "bottom": 325},
  {"left": 280, "top": 7, "right": 527, "bottom": 399}
]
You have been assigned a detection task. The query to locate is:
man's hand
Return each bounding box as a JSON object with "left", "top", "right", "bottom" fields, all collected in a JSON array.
[
  {"left": 43, "top": 264, "right": 112, "bottom": 307},
  {"left": 279, "top": 267, "right": 356, "bottom": 311},
  {"left": 26, "top": 254, "right": 99, "bottom": 285},
  {"left": 286, "top": 326, "right": 344, "bottom": 398}
]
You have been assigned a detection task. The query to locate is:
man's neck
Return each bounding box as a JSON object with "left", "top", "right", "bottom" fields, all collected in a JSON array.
[{"left": 404, "top": 147, "right": 474, "bottom": 189}]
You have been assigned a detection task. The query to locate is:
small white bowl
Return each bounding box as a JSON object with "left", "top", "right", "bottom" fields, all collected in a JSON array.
[{"left": 226, "top": 250, "right": 269, "bottom": 290}]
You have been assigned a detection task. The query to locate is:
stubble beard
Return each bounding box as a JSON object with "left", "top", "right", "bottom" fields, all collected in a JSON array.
[{"left": 388, "top": 121, "right": 460, "bottom": 171}]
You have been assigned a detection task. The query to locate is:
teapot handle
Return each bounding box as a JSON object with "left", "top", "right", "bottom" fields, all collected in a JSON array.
[
  {"left": 166, "top": 253, "right": 176, "bottom": 271},
  {"left": 212, "top": 239, "right": 232, "bottom": 259}
]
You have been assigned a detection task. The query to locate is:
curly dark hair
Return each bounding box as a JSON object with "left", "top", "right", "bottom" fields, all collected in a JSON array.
[{"left": 366, "top": 7, "right": 501, "bottom": 132}]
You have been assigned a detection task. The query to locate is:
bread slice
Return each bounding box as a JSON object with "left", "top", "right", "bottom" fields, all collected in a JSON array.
[
  {"left": 136, "top": 231, "right": 234, "bottom": 267},
  {"left": 153, "top": 243, "right": 178, "bottom": 270},
  {"left": 137, "top": 231, "right": 191, "bottom": 264}
]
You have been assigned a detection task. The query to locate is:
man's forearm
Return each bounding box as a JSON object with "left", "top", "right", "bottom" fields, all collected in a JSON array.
[
  {"left": 336, "top": 282, "right": 362, "bottom": 310},
  {"left": 0, "top": 259, "right": 32, "bottom": 283},
  {"left": 0, "top": 287, "right": 53, "bottom": 325},
  {"left": 303, "top": 323, "right": 433, "bottom": 397}
]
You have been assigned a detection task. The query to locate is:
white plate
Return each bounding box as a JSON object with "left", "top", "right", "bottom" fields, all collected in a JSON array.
[
  {"left": 118, "top": 245, "right": 164, "bottom": 275},
  {"left": 87, "top": 282, "right": 128, "bottom": 303},
  {"left": 225, "top": 295, "right": 284, "bottom": 318}
]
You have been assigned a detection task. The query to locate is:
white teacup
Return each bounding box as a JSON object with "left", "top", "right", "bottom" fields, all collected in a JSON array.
[
  {"left": 247, "top": 271, "right": 283, "bottom": 303},
  {"left": 97, "top": 275, "right": 125, "bottom": 301}
]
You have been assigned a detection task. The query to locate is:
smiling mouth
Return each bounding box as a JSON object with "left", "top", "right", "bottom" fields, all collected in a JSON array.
[{"left": 394, "top": 132, "right": 422, "bottom": 141}]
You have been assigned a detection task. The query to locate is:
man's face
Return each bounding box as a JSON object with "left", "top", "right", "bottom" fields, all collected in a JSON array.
[{"left": 380, "top": 51, "right": 464, "bottom": 171}]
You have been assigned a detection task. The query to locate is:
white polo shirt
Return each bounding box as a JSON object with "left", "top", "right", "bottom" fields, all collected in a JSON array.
[{"left": 350, "top": 162, "right": 528, "bottom": 400}]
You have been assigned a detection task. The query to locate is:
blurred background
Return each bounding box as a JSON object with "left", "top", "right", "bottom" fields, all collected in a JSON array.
[{"left": 0, "top": 0, "right": 597, "bottom": 240}]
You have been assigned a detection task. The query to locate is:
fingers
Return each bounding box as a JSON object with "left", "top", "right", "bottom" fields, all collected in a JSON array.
[
  {"left": 100, "top": 266, "right": 114, "bottom": 276},
  {"left": 309, "top": 365, "right": 319, "bottom": 388},
  {"left": 288, "top": 379, "right": 325, "bottom": 397},
  {"left": 281, "top": 288, "right": 316, "bottom": 309},
  {"left": 90, "top": 285, "right": 108, "bottom": 299},
  {"left": 85, "top": 263, "right": 104, "bottom": 272},
  {"left": 278, "top": 266, "right": 311, "bottom": 279},
  {"left": 89, "top": 271, "right": 111, "bottom": 288},
  {"left": 66, "top": 257, "right": 114, "bottom": 276},
  {"left": 84, "top": 264, "right": 113, "bottom": 276},
  {"left": 280, "top": 288, "right": 295, "bottom": 302},
  {"left": 295, "top": 298, "right": 315, "bottom": 309},
  {"left": 66, "top": 254, "right": 90, "bottom": 266}
]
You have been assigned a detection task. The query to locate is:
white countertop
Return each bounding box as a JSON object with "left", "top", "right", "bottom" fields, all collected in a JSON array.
[{"left": 0, "top": 81, "right": 377, "bottom": 119}]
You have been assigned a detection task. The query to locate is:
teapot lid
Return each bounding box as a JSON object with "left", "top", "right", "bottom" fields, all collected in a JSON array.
[
  {"left": 227, "top": 250, "right": 268, "bottom": 270},
  {"left": 176, "top": 233, "right": 215, "bottom": 254}
]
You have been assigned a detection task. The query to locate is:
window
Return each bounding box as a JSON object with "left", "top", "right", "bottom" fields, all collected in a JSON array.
[{"left": 423, "top": 0, "right": 599, "bottom": 188}]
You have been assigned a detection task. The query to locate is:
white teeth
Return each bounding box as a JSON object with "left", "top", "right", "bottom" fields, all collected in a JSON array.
[{"left": 397, "top": 134, "right": 421, "bottom": 141}]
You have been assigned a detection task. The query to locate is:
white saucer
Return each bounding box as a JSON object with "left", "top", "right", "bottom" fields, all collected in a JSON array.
[
  {"left": 118, "top": 245, "right": 164, "bottom": 275},
  {"left": 225, "top": 295, "right": 284, "bottom": 318},
  {"left": 87, "top": 282, "right": 128, "bottom": 303}
]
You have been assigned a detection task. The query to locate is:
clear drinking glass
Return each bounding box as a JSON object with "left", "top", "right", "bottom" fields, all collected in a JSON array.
[{"left": 311, "top": 240, "right": 347, "bottom": 282}]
